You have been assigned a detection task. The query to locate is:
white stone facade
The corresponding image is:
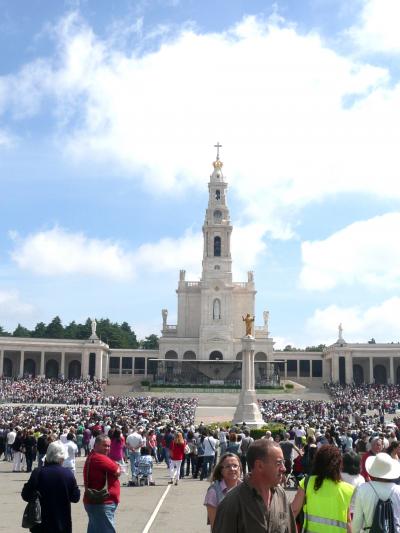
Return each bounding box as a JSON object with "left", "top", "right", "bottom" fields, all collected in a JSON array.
[{"left": 159, "top": 156, "right": 273, "bottom": 362}]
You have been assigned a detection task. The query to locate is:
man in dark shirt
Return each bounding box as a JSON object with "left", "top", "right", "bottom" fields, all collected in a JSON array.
[
  {"left": 279, "top": 433, "right": 301, "bottom": 487},
  {"left": 213, "top": 439, "right": 296, "bottom": 533}
]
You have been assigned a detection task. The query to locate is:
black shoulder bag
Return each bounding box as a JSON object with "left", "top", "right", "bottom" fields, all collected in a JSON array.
[
  {"left": 84, "top": 455, "right": 109, "bottom": 504},
  {"left": 22, "top": 468, "right": 42, "bottom": 529}
]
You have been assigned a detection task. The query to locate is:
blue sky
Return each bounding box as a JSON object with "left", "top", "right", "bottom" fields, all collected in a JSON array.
[{"left": 1, "top": 0, "right": 400, "bottom": 347}]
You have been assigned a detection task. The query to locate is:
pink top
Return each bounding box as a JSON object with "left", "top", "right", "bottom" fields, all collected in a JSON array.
[
  {"left": 109, "top": 435, "right": 125, "bottom": 461},
  {"left": 147, "top": 434, "right": 157, "bottom": 448}
]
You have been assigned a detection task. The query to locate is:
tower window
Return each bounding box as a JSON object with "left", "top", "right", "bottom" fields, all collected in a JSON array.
[
  {"left": 214, "top": 236, "right": 221, "bottom": 256},
  {"left": 215, "top": 190, "right": 220, "bottom": 200},
  {"left": 213, "top": 298, "right": 221, "bottom": 320},
  {"left": 213, "top": 210, "right": 222, "bottom": 224}
]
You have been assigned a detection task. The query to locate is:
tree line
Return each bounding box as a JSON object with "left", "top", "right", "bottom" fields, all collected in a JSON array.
[{"left": 0, "top": 317, "right": 159, "bottom": 350}]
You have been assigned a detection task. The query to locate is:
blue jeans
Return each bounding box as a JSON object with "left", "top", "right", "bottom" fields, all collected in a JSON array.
[
  {"left": 129, "top": 450, "right": 140, "bottom": 477},
  {"left": 200, "top": 455, "right": 214, "bottom": 480},
  {"left": 85, "top": 503, "right": 117, "bottom": 533}
]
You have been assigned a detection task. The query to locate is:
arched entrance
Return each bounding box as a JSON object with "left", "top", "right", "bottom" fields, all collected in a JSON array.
[
  {"left": 183, "top": 351, "right": 196, "bottom": 360},
  {"left": 353, "top": 364, "right": 364, "bottom": 385},
  {"left": 45, "top": 359, "right": 59, "bottom": 378},
  {"left": 236, "top": 352, "right": 242, "bottom": 360},
  {"left": 24, "top": 358, "right": 36, "bottom": 377},
  {"left": 68, "top": 360, "right": 81, "bottom": 379},
  {"left": 209, "top": 351, "right": 223, "bottom": 360},
  {"left": 165, "top": 350, "right": 178, "bottom": 359},
  {"left": 374, "top": 364, "right": 387, "bottom": 385},
  {"left": 255, "top": 352, "right": 267, "bottom": 361},
  {"left": 3, "top": 357, "right": 12, "bottom": 377}
]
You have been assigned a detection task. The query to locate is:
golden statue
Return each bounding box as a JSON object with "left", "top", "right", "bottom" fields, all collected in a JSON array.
[{"left": 242, "top": 313, "right": 255, "bottom": 336}]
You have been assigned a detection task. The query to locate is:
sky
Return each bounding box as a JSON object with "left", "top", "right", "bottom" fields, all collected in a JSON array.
[{"left": 1, "top": 0, "right": 400, "bottom": 348}]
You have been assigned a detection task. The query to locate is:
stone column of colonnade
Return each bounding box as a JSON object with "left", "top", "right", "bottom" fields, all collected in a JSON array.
[
  {"left": 82, "top": 349, "right": 89, "bottom": 379},
  {"left": 60, "top": 352, "right": 65, "bottom": 378},
  {"left": 19, "top": 351, "right": 25, "bottom": 378},
  {"left": 345, "top": 355, "right": 353, "bottom": 383},
  {"left": 233, "top": 335, "right": 264, "bottom": 428},
  {"left": 0, "top": 349, "right": 3, "bottom": 377},
  {"left": 40, "top": 351, "right": 45, "bottom": 377},
  {"left": 95, "top": 351, "right": 103, "bottom": 379},
  {"left": 369, "top": 358, "right": 374, "bottom": 384}
]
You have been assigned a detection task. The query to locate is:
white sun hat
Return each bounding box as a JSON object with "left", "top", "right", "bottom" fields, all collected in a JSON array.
[{"left": 366, "top": 452, "right": 400, "bottom": 480}]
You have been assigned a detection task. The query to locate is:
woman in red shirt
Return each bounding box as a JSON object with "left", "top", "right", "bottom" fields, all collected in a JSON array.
[{"left": 169, "top": 432, "right": 186, "bottom": 486}]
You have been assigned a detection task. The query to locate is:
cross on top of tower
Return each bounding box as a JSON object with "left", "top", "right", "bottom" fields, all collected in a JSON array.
[{"left": 214, "top": 142, "right": 222, "bottom": 160}]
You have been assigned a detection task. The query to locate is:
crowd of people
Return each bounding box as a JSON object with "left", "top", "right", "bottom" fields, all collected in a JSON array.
[
  {"left": 0, "top": 378, "right": 106, "bottom": 404},
  {"left": 2, "top": 378, "right": 400, "bottom": 531}
]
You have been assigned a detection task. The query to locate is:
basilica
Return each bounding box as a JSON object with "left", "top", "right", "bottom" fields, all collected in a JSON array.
[{"left": 1, "top": 151, "right": 400, "bottom": 386}]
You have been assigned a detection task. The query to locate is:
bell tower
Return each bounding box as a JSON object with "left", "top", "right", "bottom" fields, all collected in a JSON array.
[{"left": 202, "top": 143, "right": 233, "bottom": 283}]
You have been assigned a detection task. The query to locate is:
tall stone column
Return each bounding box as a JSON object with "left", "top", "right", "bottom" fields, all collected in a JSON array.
[
  {"left": 296, "top": 361, "right": 300, "bottom": 379},
  {"left": 95, "top": 351, "right": 103, "bottom": 379},
  {"left": 40, "top": 351, "right": 45, "bottom": 377},
  {"left": 0, "top": 349, "right": 3, "bottom": 377},
  {"left": 389, "top": 357, "right": 394, "bottom": 385},
  {"left": 309, "top": 361, "right": 313, "bottom": 378},
  {"left": 345, "top": 354, "right": 353, "bottom": 384},
  {"left": 61, "top": 352, "right": 65, "bottom": 378},
  {"left": 82, "top": 349, "right": 89, "bottom": 379},
  {"left": 233, "top": 336, "right": 264, "bottom": 428},
  {"left": 369, "top": 358, "right": 374, "bottom": 384},
  {"left": 19, "top": 351, "right": 25, "bottom": 378},
  {"left": 284, "top": 361, "right": 287, "bottom": 380},
  {"left": 332, "top": 355, "right": 339, "bottom": 382}
]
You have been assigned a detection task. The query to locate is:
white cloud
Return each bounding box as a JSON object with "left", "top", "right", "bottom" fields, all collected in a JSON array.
[
  {"left": 0, "top": 289, "right": 34, "bottom": 321},
  {"left": 348, "top": 0, "right": 400, "bottom": 53},
  {"left": 10, "top": 222, "right": 266, "bottom": 282},
  {"left": 300, "top": 212, "right": 400, "bottom": 290},
  {"left": 307, "top": 298, "right": 400, "bottom": 344},
  {"left": 10, "top": 227, "right": 135, "bottom": 280},
  {"left": 2, "top": 11, "right": 400, "bottom": 241}
]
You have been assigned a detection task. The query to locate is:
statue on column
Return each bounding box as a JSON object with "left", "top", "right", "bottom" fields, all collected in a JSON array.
[
  {"left": 179, "top": 270, "right": 186, "bottom": 281},
  {"left": 162, "top": 309, "right": 168, "bottom": 329},
  {"left": 247, "top": 271, "right": 254, "bottom": 283},
  {"left": 242, "top": 313, "right": 255, "bottom": 337},
  {"left": 90, "top": 318, "right": 98, "bottom": 338},
  {"left": 338, "top": 323, "right": 343, "bottom": 341}
]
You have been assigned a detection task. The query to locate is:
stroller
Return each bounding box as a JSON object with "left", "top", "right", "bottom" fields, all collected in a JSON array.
[{"left": 135, "top": 457, "right": 153, "bottom": 486}]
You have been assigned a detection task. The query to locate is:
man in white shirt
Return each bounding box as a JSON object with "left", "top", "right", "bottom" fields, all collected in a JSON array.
[
  {"left": 126, "top": 428, "right": 144, "bottom": 478},
  {"left": 352, "top": 453, "right": 400, "bottom": 532},
  {"left": 63, "top": 433, "right": 78, "bottom": 473},
  {"left": 200, "top": 431, "right": 218, "bottom": 481},
  {"left": 6, "top": 428, "right": 16, "bottom": 461}
]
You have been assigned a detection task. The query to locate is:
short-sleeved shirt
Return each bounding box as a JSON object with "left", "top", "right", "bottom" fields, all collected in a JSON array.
[
  {"left": 83, "top": 452, "right": 120, "bottom": 505},
  {"left": 213, "top": 476, "right": 296, "bottom": 533},
  {"left": 203, "top": 479, "right": 242, "bottom": 508}
]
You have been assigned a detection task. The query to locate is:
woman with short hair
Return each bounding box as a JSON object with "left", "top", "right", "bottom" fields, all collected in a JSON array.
[
  {"left": 291, "top": 445, "right": 354, "bottom": 533},
  {"left": 21, "top": 441, "right": 80, "bottom": 533}
]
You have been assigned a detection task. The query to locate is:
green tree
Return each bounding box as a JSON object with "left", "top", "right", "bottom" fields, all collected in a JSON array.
[
  {"left": 45, "top": 316, "right": 64, "bottom": 338},
  {"left": 31, "top": 322, "right": 47, "bottom": 338},
  {"left": 0, "top": 325, "right": 12, "bottom": 336},
  {"left": 305, "top": 344, "right": 326, "bottom": 352},
  {"left": 64, "top": 321, "right": 79, "bottom": 339},
  {"left": 141, "top": 334, "right": 159, "bottom": 349},
  {"left": 13, "top": 323, "right": 31, "bottom": 337}
]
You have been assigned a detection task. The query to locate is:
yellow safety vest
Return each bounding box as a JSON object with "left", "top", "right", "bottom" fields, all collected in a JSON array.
[{"left": 300, "top": 475, "right": 354, "bottom": 533}]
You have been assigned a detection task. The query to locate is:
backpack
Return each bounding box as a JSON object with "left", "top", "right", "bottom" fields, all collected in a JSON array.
[{"left": 368, "top": 484, "right": 395, "bottom": 533}]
